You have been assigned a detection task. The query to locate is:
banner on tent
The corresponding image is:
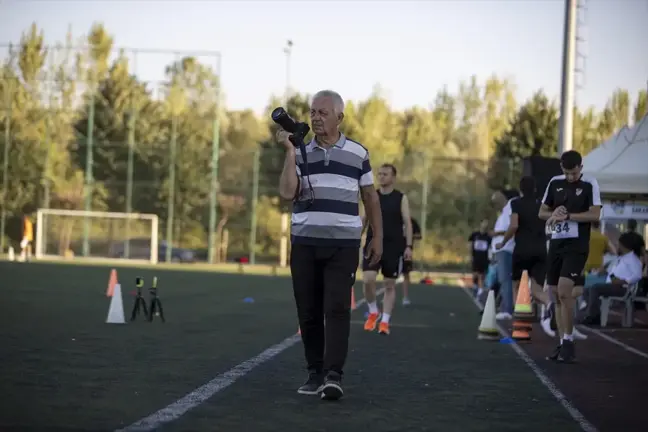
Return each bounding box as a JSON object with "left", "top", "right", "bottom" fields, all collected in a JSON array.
[{"left": 602, "top": 201, "right": 648, "bottom": 220}]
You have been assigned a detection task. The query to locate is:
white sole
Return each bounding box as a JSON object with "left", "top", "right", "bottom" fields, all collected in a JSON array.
[
  {"left": 320, "top": 382, "right": 343, "bottom": 400},
  {"left": 540, "top": 318, "right": 556, "bottom": 338},
  {"left": 297, "top": 385, "right": 324, "bottom": 395}
]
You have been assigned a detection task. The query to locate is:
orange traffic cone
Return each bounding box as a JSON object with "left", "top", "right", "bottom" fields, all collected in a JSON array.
[
  {"left": 106, "top": 269, "right": 118, "bottom": 297},
  {"left": 512, "top": 271, "right": 533, "bottom": 341}
]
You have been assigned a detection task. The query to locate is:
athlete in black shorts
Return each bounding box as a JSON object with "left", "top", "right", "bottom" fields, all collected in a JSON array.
[
  {"left": 539, "top": 150, "right": 601, "bottom": 363},
  {"left": 468, "top": 220, "right": 491, "bottom": 296},
  {"left": 362, "top": 164, "right": 413, "bottom": 335},
  {"left": 496, "top": 176, "right": 554, "bottom": 337}
]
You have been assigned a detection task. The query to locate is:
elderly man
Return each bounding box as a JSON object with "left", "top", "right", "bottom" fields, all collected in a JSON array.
[{"left": 278, "top": 90, "right": 383, "bottom": 401}]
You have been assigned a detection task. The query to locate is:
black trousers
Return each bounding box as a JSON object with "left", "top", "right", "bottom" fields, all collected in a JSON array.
[{"left": 290, "top": 243, "right": 359, "bottom": 376}]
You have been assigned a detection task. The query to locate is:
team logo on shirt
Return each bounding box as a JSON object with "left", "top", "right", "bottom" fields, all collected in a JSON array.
[{"left": 575, "top": 188, "right": 582, "bottom": 196}]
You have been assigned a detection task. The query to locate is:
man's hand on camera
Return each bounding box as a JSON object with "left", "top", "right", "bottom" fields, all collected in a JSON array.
[
  {"left": 276, "top": 128, "right": 293, "bottom": 150},
  {"left": 365, "top": 237, "right": 383, "bottom": 267}
]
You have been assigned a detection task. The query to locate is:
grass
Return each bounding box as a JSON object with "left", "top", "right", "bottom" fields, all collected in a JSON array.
[{"left": 0, "top": 260, "right": 581, "bottom": 432}]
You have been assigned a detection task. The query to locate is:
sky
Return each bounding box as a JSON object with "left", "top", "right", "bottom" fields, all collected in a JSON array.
[{"left": 0, "top": 0, "right": 647, "bottom": 116}]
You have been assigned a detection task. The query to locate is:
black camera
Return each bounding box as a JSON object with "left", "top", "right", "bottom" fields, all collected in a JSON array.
[{"left": 271, "top": 107, "right": 310, "bottom": 147}]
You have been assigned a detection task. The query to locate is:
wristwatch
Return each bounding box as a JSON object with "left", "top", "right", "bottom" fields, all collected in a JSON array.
[
  {"left": 565, "top": 213, "right": 571, "bottom": 220},
  {"left": 406, "top": 245, "right": 413, "bottom": 249}
]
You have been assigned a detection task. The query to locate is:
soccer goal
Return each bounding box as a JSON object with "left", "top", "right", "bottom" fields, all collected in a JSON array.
[{"left": 34, "top": 208, "right": 159, "bottom": 264}]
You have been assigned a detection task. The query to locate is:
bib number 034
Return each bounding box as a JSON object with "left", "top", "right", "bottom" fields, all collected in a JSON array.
[{"left": 551, "top": 220, "right": 578, "bottom": 239}]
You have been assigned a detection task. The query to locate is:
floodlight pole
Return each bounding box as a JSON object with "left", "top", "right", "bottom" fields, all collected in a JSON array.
[{"left": 557, "top": 0, "right": 578, "bottom": 155}]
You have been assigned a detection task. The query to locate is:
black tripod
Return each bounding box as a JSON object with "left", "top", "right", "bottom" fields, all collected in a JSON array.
[
  {"left": 148, "top": 277, "right": 165, "bottom": 322},
  {"left": 130, "top": 277, "right": 149, "bottom": 321}
]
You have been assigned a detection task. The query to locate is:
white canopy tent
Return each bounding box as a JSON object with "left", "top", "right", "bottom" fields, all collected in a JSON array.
[{"left": 582, "top": 114, "right": 648, "bottom": 195}]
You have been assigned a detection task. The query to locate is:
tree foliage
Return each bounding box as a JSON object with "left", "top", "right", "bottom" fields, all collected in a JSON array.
[{"left": 1, "top": 23, "right": 644, "bottom": 266}]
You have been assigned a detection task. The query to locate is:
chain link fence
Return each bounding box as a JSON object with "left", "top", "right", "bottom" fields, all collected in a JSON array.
[{"left": 1, "top": 44, "right": 528, "bottom": 268}]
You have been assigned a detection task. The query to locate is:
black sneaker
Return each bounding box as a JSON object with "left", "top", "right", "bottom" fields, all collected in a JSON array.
[
  {"left": 546, "top": 344, "right": 561, "bottom": 361},
  {"left": 297, "top": 371, "right": 324, "bottom": 395},
  {"left": 558, "top": 339, "right": 576, "bottom": 363},
  {"left": 320, "top": 371, "right": 344, "bottom": 401}
]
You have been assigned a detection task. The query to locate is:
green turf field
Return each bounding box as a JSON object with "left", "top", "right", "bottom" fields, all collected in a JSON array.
[{"left": 0, "top": 260, "right": 582, "bottom": 431}]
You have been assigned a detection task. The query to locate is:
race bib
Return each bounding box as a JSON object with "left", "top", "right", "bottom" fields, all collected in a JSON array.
[
  {"left": 473, "top": 240, "right": 489, "bottom": 251},
  {"left": 551, "top": 220, "right": 578, "bottom": 239}
]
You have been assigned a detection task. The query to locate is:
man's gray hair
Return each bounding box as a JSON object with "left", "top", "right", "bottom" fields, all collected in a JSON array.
[{"left": 313, "top": 90, "right": 345, "bottom": 115}]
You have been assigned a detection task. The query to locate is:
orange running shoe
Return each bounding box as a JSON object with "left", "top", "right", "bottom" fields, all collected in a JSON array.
[
  {"left": 364, "top": 312, "right": 380, "bottom": 331},
  {"left": 378, "top": 322, "right": 390, "bottom": 335}
]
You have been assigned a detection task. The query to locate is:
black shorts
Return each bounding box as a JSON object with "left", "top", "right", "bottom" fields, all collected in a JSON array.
[
  {"left": 545, "top": 246, "right": 588, "bottom": 286},
  {"left": 362, "top": 242, "right": 403, "bottom": 279},
  {"left": 471, "top": 257, "right": 489, "bottom": 274},
  {"left": 512, "top": 251, "right": 546, "bottom": 285},
  {"left": 402, "top": 260, "right": 413, "bottom": 274}
]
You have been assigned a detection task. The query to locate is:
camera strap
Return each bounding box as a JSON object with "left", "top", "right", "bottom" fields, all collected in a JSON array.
[{"left": 294, "top": 141, "right": 315, "bottom": 208}]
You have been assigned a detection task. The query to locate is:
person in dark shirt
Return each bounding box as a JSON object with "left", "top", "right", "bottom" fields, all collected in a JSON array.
[
  {"left": 362, "top": 164, "right": 413, "bottom": 336},
  {"left": 539, "top": 150, "right": 601, "bottom": 363},
  {"left": 468, "top": 219, "right": 491, "bottom": 296},
  {"left": 496, "top": 176, "right": 553, "bottom": 337}
]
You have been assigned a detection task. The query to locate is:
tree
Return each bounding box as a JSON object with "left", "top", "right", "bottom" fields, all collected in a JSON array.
[
  {"left": 345, "top": 87, "right": 404, "bottom": 164},
  {"left": 0, "top": 25, "right": 49, "bottom": 217},
  {"left": 489, "top": 90, "right": 559, "bottom": 191},
  {"left": 2, "top": 21, "right": 642, "bottom": 267},
  {"left": 258, "top": 92, "right": 310, "bottom": 212},
  {"left": 573, "top": 106, "right": 600, "bottom": 156},
  {"left": 634, "top": 89, "right": 647, "bottom": 122},
  {"left": 598, "top": 88, "right": 630, "bottom": 139}
]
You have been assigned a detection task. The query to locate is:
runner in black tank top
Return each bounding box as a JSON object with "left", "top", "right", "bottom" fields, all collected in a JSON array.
[
  {"left": 496, "top": 176, "right": 555, "bottom": 338},
  {"left": 365, "top": 190, "right": 404, "bottom": 252},
  {"left": 362, "top": 164, "right": 413, "bottom": 336}
]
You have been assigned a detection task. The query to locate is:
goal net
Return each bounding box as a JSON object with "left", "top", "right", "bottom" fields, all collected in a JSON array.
[{"left": 35, "top": 209, "right": 159, "bottom": 264}]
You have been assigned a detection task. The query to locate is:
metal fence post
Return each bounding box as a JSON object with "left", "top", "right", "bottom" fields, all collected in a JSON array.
[
  {"left": 125, "top": 96, "right": 136, "bottom": 259},
  {"left": 420, "top": 153, "right": 430, "bottom": 255},
  {"left": 0, "top": 87, "right": 11, "bottom": 253},
  {"left": 165, "top": 114, "right": 177, "bottom": 263},
  {"left": 249, "top": 147, "right": 260, "bottom": 264},
  {"left": 82, "top": 91, "right": 95, "bottom": 257},
  {"left": 208, "top": 99, "right": 221, "bottom": 264}
]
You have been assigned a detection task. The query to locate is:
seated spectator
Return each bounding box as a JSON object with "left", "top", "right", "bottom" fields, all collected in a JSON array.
[{"left": 581, "top": 233, "right": 644, "bottom": 325}]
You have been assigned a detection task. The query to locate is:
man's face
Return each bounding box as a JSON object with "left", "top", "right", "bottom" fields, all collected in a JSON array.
[
  {"left": 561, "top": 164, "right": 582, "bottom": 183},
  {"left": 310, "top": 96, "right": 341, "bottom": 136},
  {"left": 377, "top": 167, "right": 395, "bottom": 187},
  {"left": 479, "top": 219, "right": 489, "bottom": 232},
  {"left": 491, "top": 192, "right": 505, "bottom": 210}
]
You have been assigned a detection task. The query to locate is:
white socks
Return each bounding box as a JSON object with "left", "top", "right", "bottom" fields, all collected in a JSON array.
[
  {"left": 368, "top": 301, "right": 378, "bottom": 314},
  {"left": 367, "top": 301, "right": 391, "bottom": 323}
]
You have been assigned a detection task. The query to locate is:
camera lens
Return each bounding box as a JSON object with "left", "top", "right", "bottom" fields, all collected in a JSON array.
[
  {"left": 271, "top": 107, "right": 297, "bottom": 133},
  {"left": 271, "top": 107, "right": 286, "bottom": 121}
]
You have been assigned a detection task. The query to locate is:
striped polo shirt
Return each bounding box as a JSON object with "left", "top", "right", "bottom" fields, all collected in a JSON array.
[{"left": 292, "top": 132, "right": 373, "bottom": 247}]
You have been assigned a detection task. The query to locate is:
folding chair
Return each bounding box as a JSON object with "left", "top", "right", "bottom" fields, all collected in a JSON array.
[{"left": 600, "top": 282, "right": 640, "bottom": 328}]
